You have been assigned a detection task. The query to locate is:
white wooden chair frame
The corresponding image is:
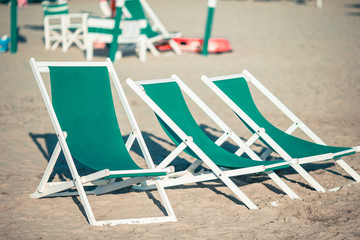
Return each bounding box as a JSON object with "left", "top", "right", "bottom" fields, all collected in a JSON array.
[
  {"left": 202, "top": 70, "right": 360, "bottom": 193},
  {"left": 29, "top": 58, "right": 176, "bottom": 226},
  {"left": 85, "top": 18, "right": 151, "bottom": 62},
  {"left": 44, "top": 13, "right": 88, "bottom": 52},
  {"left": 127, "top": 75, "right": 301, "bottom": 210}
]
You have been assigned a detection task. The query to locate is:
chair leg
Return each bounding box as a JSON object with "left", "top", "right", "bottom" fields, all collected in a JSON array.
[
  {"left": 218, "top": 173, "right": 259, "bottom": 209},
  {"left": 169, "top": 39, "right": 182, "bottom": 55},
  {"left": 61, "top": 16, "right": 68, "bottom": 52},
  {"left": 44, "top": 21, "right": 50, "bottom": 50},
  {"left": 35, "top": 141, "right": 62, "bottom": 193},
  {"left": 50, "top": 38, "right": 61, "bottom": 51},
  {"left": 138, "top": 41, "right": 146, "bottom": 62},
  {"left": 85, "top": 41, "right": 94, "bottom": 61},
  {"left": 147, "top": 41, "right": 160, "bottom": 57},
  {"left": 153, "top": 179, "right": 176, "bottom": 219},
  {"left": 291, "top": 164, "right": 326, "bottom": 192},
  {"left": 182, "top": 138, "right": 259, "bottom": 209},
  {"left": 74, "top": 175, "right": 98, "bottom": 225},
  {"left": 335, "top": 159, "right": 360, "bottom": 182},
  {"left": 266, "top": 171, "right": 301, "bottom": 200}
]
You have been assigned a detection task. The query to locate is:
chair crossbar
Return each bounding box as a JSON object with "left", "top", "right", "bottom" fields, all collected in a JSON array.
[
  {"left": 285, "top": 122, "right": 300, "bottom": 134},
  {"left": 157, "top": 142, "right": 187, "bottom": 169},
  {"left": 94, "top": 216, "right": 177, "bottom": 226},
  {"left": 135, "top": 77, "right": 176, "bottom": 86},
  {"left": 214, "top": 130, "right": 232, "bottom": 146},
  {"left": 125, "top": 131, "right": 136, "bottom": 150},
  {"left": 109, "top": 167, "right": 174, "bottom": 176},
  {"left": 35, "top": 60, "right": 110, "bottom": 68},
  {"left": 135, "top": 165, "right": 267, "bottom": 191},
  {"left": 81, "top": 170, "right": 111, "bottom": 183}
]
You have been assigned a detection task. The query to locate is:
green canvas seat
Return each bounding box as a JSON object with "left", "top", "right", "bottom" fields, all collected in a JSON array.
[
  {"left": 142, "top": 81, "right": 286, "bottom": 170},
  {"left": 29, "top": 58, "right": 176, "bottom": 226},
  {"left": 202, "top": 70, "right": 360, "bottom": 193},
  {"left": 212, "top": 77, "right": 355, "bottom": 159},
  {"left": 128, "top": 75, "right": 302, "bottom": 210},
  {"left": 125, "top": 0, "right": 162, "bottom": 39}
]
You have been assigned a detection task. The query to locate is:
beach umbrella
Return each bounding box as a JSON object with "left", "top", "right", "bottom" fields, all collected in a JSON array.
[
  {"left": 108, "top": 0, "right": 124, "bottom": 61},
  {"left": 201, "top": 0, "right": 217, "bottom": 56},
  {"left": 9, "top": 0, "right": 27, "bottom": 54},
  {"left": 10, "top": 0, "right": 17, "bottom": 53}
]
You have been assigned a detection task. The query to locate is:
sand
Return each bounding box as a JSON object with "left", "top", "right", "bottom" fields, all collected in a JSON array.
[{"left": 0, "top": 0, "right": 359, "bottom": 239}]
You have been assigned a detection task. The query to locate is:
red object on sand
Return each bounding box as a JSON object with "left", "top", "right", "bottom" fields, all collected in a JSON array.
[{"left": 157, "top": 37, "right": 232, "bottom": 53}]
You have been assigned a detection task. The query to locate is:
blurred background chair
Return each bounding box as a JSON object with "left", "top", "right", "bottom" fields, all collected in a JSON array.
[
  {"left": 42, "top": 0, "right": 88, "bottom": 52},
  {"left": 86, "top": 17, "right": 148, "bottom": 61},
  {"left": 124, "top": 0, "right": 182, "bottom": 55}
]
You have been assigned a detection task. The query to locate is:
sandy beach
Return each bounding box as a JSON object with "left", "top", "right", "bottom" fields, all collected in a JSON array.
[{"left": 0, "top": 0, "right": 359, "bottom": 239}]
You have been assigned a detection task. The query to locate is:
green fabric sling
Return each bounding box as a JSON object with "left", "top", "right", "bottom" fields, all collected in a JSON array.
[
  {"left": 49, "top": 66, "right": 165, "bottom": 178},
  {"left": 125, "top": 0, "right": 160, "bottom": 38},
  {"left": 142, "top": 81, "right": 287, "bottom": 170},
  {"left": 213, "top": 77, "right": 355, "bottom": 159},
  {"left": 42, "top": 2, "right": 69, "bottom": 16},
  {"left": 87, "top": 16, "right": 150, "bottom": 37}
]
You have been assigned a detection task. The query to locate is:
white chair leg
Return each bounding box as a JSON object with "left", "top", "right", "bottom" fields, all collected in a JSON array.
[
  {"left": 44, "top": 19, "right": 50, "bottom": 50},
  {"left": 147, "top": 41, "right": 160, "bottom": 57},
  {"left": 138, "top": 41, "right": 146, "bottom": 62},
  {"left": 85, "top": 41, "right": 93, "bottom": 61},
  {"left": 292, "top": 164, "right": 326, "bottom": 192},
  {"left": 335, "top": 159, "right": 360, "bottom": 182},
  {"left": 153, "top": 180, "right": 176, "bottom": 219},
  {"left": 61, "top": 15, "right": 68, "bottom": 52},
  {"left": 266, "top": 170, "right": 301, "bottom": 200},
  {"left": 219, "top": 173, "right": 259, "bottom": 209},
  {"left": 169, "top": 39, "right": 182, "bottom": 55}
]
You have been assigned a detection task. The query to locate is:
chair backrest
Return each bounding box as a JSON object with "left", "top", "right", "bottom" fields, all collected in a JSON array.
[
  {"left": 42, "top": 0, "right": 69, "bottom": 16},
  {"left": 125, "top": 0, "right": 147, "bottom": 20},
  {"left": 212, "top": 77, "right": 350, "bottom": 158},
  {"left": 141, "top": 81, "right": 272, "bottom": 169},
  {"left": 49, "top": 66, "right": 141, "bottom": 171},
  {"left": 124, "top": 0, "right": 160, "bottom": 38}
]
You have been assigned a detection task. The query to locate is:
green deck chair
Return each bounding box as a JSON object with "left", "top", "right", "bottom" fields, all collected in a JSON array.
[
  {"left": 29, "top": 58, "right": 176, "bottom": 226},
  {"left": 124, "top": 0, "right": 182, "bottom": 55},
  {"left": 127, "top": 75, "right": 301, "bottom": 210},
  {"left": 202, "top": 70, "right": 360, "bottom": 193}
]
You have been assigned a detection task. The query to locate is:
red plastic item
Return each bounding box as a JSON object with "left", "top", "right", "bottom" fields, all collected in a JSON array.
[{"left": 157, "top": 37, "right": 232, "bottom": 53}]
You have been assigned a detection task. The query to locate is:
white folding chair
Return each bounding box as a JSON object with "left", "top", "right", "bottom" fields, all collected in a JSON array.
[{"left": 42, "top": 0, "right": 88, "bottom": 52}]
